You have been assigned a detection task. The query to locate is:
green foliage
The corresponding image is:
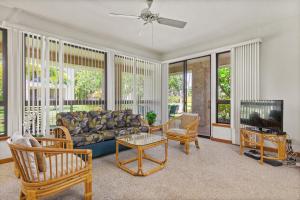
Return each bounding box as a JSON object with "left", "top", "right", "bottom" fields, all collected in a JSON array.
[
  {"left": 0, "top": 64, "right": 3, "bottom": 101},
  {"left": 217, "top": 66, "right": 231, "bottom": 123},
  {"left": 74, "top": 70, "right": 103, "bottom": 100},
  {"left": 168, "top": 74, "right": 183, "bottom": 96},
  {"left": 146, "top": 111, "right": 157, "bottom": 125},
  {"left": 218, "top": 66, "right": 231, "bottom": 99},
  {"left": 218, "top": 104, "right": 231, "bottom": 123}
]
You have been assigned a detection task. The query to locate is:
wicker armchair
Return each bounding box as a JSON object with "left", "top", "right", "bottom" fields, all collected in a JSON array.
[
  {"left": 8, "top": 137, "right": 92, "bottom": 200},
  {"left": 51, "top": 126, "right": 73, "bottom": 143},
  {"left": 163, "top": 113, "right": 200, "bottom": 154}
]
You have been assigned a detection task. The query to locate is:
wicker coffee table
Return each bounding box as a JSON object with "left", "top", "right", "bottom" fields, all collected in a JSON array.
[{"left": 116, "top": 132, "right": 168, "bottom": 176}]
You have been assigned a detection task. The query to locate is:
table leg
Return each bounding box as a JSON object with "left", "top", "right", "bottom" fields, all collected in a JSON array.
[
  {"left": 260, "top": 135, "right": 264, "bottom": 165},
  {"left": 165, "top": 141, "right": 168, "bottom": 163},
  {"left": 137, "top": 147, "right": 143, "bottom": 175},
  {"left": 116, "top": 141, "right": 119, "bottom": 165},
  {"left": 240, "top": 131, "right": 244, "bottom": 155}
]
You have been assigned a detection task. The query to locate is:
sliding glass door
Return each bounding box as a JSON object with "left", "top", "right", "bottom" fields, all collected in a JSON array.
[
  {"left": 187, "top": 56, "right": 211, "bottom": 137},
  {"left": 168, "top": 56, "right": 211, "bottom": 137},
  {"left": 168, "top": 62, "right": 184, "bottom": 118}
]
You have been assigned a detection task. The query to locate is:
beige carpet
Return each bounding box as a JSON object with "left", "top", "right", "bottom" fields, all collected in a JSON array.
[{"left": 0, "top": 139, "right": 299, "bottom": 200}]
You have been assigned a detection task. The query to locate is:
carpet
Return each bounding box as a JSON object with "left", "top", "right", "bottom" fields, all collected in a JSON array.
[{"left": 0, "top": 139, "right": 299, "bottom": 200}]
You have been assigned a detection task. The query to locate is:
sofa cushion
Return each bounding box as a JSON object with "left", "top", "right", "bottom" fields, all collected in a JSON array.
[
  {"left": 114, "top": 126, "right": 149, "bottom": 137},
  {"left": 112, "top": 110, "right": 132, "bottom": 128},
  {"left": 56, "top": 111, "right": 88, "bottom": 135},
  {"left": 88, "top": 110, "right": 109, "bottom": 132},
  {"left": 72, "top": 130, "right": 115, "bottom": 147},
  {"left": 103, "top": 111, "right": 116, "bottom": 130},
  {"left": 126, "top": 114, "right": 142, "bottom": 127}
]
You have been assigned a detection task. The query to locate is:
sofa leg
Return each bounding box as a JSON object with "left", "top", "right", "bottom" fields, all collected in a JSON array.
[
  {"left": 85, "top": 175, "right": 92, "bottom": 200},
  {"left": 184, "top": 142, "right": 190, "bottom": 155},
  {"left": 195, "top": 138, "right": 200, "bottom": 149}
]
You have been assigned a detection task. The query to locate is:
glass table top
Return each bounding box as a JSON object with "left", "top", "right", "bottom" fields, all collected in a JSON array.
[{"left": 117, "top": 132, "right": 166, "bottom": 146}]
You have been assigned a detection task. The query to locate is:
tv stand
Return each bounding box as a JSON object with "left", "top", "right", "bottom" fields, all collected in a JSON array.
[{"left": 240, "top": 128, "right": 287, "bottom": 164}]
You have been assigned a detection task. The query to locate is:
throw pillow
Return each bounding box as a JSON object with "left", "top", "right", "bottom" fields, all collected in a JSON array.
[
  {"left": 27, "top": 135, "right": 47, "bottom": 172},
  {"left": 13, "top": 135, "right": 38, "bottom": 180},
  {"left": 127, "top": 114, "right": 142, "bottom": 127}
]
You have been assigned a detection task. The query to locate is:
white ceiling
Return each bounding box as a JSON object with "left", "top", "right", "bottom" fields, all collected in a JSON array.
[{"left": 0, "top": 0, "right": 299, "bottom": 58}]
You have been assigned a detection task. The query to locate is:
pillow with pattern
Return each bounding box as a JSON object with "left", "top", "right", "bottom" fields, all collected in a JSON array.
[{"left": 127, "top": 114, "right": 142, "bottom": 127}]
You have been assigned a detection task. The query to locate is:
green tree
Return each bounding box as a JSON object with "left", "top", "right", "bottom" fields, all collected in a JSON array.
[
  {"left": 168, "top": 74, "right": 183, "bottom": 96},
  {"left": 74, "top": 70, "right": 103, "bottom": 100},
  {"left": 218, "top": 66, "right": 231, "bottom": 99},
  {"left": 217, "top": 65, "right": 231, "bottom": 122},
  {"left": 0, "top": 64, "right": 3, "bottom": 101}
]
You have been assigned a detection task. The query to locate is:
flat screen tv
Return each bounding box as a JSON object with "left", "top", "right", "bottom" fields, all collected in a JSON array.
[{"left": 240, "top": 100, "right": 283, "bottom": 133}]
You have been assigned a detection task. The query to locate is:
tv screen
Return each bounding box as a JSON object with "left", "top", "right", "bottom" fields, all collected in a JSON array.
[{"left": 240, "top": 100, "right": 283, "bottom": 132}]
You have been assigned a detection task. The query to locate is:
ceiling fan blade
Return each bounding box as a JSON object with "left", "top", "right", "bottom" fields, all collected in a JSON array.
[
  {"left": 109, "top": 12, "right": 139, "bottom": 19},
  {"left": 157, "top": 17, "right": 187, "bottom": 28}
]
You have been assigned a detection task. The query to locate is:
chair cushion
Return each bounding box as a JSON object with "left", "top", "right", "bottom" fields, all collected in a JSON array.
[
  {"left": 181, "top": 113, "right": 199, "bottom": 129},
  {"left": 39, "top": 153, "right": 85, "bottom": 181},
  {"left": 167, "top": 128, "right": 187, "bottom": 135}
]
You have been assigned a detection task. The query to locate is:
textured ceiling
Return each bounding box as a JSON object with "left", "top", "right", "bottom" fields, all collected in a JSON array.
[{"left": 0, "top": 0, "right": 299, "bottom": 57}]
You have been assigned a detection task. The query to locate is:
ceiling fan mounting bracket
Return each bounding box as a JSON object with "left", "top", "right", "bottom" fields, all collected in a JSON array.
[{"left": 140, "top": 10, "right": 159, "bottom": 24}]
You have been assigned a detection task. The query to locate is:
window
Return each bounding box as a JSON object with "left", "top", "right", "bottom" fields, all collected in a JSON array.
[
  {"left": 115, "top": 55, "right": 161, "bottom": 119},
  {"left": 216, "top": 51, "right": 231, "bottom": 124},
  {"left": 24, "top": 33, "right": 106, "bottom": 134},
  {"left": 62, "top": 43, "right": 106, "bottom": 113},
  {"left": 0, "top": 28, "right": 7, "bottom": 136}
]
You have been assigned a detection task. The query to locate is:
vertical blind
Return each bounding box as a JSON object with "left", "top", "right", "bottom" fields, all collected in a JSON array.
[
  {"left": 24, "top": 33, "right": 106, "bottom": 135},
  {"left": 115, "top": 55, "right": 161, "bottom": 120},
  {"left": 231, "top": 40, "right": 260, "bottom": 144}
]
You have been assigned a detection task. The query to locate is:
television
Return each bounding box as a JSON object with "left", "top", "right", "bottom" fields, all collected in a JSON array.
[{"left": 240, "top": 100, "right": 283, "bottom": 133}]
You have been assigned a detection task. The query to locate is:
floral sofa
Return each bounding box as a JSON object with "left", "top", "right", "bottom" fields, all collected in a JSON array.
[{"left": 56, "top": 109, "right": 149, "bottom": 158}]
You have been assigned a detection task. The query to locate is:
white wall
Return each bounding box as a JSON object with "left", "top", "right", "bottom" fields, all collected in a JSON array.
[
  {"left": 259, "top": 17, "right": 300, "bottom": 151},
  {"left": 163, "top": 15, "right": 300, "bottom": 151}
]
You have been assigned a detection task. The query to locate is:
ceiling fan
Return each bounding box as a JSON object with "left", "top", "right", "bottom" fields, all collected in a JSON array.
[{"left": 109, "top": 0, "right": 187, "bottom": 29}]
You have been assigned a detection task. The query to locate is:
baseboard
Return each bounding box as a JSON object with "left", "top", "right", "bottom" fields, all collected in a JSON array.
[
  {"left": 0, "top": 157, "right": 13, "bottom": 164},
  {"left": 210, "top": 137, "right": 232, "bottom": 144}
]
